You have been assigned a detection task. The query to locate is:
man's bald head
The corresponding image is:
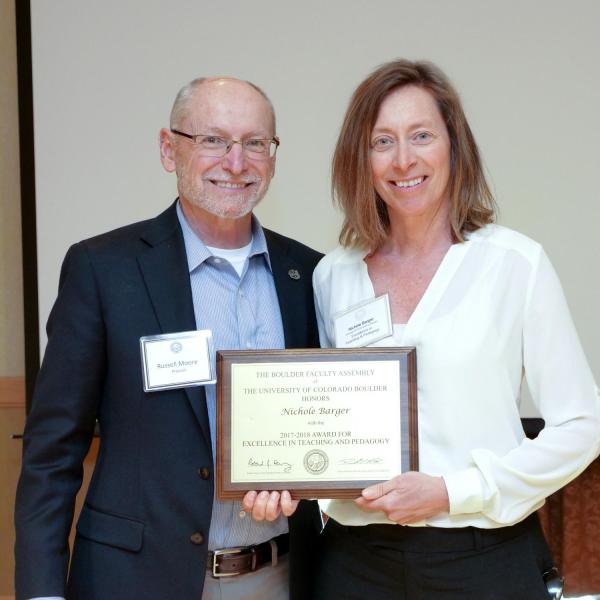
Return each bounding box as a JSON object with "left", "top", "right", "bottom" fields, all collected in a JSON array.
[{"left": 169, "top": 76, "right": 276, "bottom": 134}]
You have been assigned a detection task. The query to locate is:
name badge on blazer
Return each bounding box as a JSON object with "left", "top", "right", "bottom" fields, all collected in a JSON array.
[
  {"left": 332, "top": 294, "right": 393, "bottom": 348},
  {"left": 140, "top": 330, "right": 215, "bottom": 392}
]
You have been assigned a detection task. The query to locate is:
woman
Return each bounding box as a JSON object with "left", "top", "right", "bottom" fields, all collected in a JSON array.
[{"left": 310, "top": 59, "right": 600, "bottom": 599}]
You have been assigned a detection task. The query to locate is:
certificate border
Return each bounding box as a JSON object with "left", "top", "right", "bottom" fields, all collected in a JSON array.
[{"left": 216, "top": 348, "right": 417, "bottom": 499}]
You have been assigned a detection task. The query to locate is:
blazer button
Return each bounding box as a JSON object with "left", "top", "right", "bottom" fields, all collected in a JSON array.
[
  {"left": 190, "top": 532, "right": 204, "bottom": 545},
  {"left": 198, "top": 467, "right": 210, "bottom": 480}
]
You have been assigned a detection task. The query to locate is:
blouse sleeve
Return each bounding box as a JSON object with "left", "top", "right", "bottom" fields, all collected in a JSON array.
[{"left": 444, "top": 248, "right": 600, "bottom": 524}]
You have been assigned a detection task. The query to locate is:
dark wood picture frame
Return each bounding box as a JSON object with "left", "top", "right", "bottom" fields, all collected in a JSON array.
[{"left": 216, "top": 347, "right": 417, "bottom": 499}]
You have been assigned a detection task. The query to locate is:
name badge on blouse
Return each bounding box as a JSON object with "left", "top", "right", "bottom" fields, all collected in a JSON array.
[
  {"left": 140, "top": 330, "right": 216, "bottom": 392},
  {"left": 332, "top": 294, "right": 393, "bottom": 348}
]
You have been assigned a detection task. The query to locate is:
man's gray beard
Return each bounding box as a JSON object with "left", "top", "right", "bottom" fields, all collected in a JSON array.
[{"left": 178, "top": 177, "right": 263, "bottom": 219}]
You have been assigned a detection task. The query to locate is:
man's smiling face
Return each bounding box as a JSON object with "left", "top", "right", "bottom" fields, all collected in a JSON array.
[{"left": 170, "top": 78, "right": 276, "bottom": 220}]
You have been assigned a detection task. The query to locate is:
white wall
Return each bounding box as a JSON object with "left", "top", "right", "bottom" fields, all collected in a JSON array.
[{"left": 31, "top": 0, "right": 599, "bottom": 412}]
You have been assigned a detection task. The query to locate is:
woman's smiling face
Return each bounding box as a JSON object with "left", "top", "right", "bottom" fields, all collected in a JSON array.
[{"left": 369, "top": 84, "right": 452, "bottom": 221}]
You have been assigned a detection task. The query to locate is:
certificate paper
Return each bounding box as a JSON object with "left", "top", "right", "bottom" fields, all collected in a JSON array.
[{"left": 217, "top": 348, "right": 417, "bottom": 499}]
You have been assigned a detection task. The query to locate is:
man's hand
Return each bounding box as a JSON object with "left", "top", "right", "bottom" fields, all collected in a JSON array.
[
  {"left": 242, "top": 490, "right": 299, "bottom": 521},
  {"left": 355, "top": 472, "right": 449, "bottom": 524}
]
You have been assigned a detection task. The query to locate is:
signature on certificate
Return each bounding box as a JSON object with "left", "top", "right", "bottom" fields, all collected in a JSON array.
[
  {"left": 248, "top": 458, "right": 292, "bottom": 473},
  {"left": 338, "top": 457, "right": 383, "bottom": 465}
]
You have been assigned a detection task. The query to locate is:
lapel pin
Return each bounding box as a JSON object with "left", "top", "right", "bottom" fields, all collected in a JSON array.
[{"left": 288, "top": 268, "right": 301, "bottom": 280}]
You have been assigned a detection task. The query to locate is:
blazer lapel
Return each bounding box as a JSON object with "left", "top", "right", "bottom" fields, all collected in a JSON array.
[
  {"left": 265, "top": 230, "right": 309, "bottom": 349},
  {"left": 137, "top": 203, "right": 211, "bottom": 447}
]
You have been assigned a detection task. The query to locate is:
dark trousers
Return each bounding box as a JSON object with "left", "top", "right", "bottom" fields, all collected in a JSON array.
[{"left": 313, "top": 514, "right": 554, "bottom": 600}]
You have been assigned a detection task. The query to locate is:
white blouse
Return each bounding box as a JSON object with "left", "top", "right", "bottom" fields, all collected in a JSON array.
[{"left": 313, "top": 224, "right": 600, "bottom": 528}]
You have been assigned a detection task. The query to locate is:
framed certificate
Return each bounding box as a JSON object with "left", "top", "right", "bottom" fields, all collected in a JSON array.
[{"left": 216, "top": 348, "right": 417, "bottom": 499}]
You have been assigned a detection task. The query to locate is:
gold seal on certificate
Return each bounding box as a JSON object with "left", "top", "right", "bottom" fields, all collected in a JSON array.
[{"left": 216, "top": 348, "right": 417, "bottom": 499}]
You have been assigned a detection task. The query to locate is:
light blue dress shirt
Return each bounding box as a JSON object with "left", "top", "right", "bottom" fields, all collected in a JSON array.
[{"left": 177, "top": 203, "right": 289, "bottom": 549}]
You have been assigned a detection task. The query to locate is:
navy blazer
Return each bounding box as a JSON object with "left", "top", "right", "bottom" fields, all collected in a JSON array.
[{"left": 15, "top": 202, "right": 323, "bottom": 600}]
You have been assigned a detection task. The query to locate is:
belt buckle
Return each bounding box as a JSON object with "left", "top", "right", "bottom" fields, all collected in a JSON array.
[{"left": 212, "top": 546, "right": 254, "bottom": 578}]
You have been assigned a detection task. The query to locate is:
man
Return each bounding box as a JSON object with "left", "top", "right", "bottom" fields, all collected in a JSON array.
[{"left": 15, "top": 77, "right": 322, "bottom": 600}]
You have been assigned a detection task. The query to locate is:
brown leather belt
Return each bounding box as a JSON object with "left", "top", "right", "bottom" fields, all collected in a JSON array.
[{"left": 207, "top": 533, "right": 289, "bottom": 578}]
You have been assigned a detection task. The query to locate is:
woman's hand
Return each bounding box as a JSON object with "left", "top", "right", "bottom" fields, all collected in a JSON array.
[
  {"left": 241, "top": 490, "right": 299, "bottom": 521},
  {"left": 355, "top": 471, "right": 450, "bottom": 524}
]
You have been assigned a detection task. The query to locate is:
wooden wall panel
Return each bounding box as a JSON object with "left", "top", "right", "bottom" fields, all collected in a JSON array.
[
  {"left": 0, "top": 377, "right": 25, "bottom": 408},
  {"left": 0, "top": 377, "right": 25, "bottom": 597}
]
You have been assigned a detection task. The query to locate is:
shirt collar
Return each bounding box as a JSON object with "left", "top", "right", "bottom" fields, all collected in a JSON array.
[{"left": 176, "top": 200, "right": 272, "bottom": 273}]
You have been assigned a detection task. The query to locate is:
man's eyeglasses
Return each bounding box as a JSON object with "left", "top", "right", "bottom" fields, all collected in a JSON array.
[{"left": 170, "top": 129, "right": 279, "bottom": 159}]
